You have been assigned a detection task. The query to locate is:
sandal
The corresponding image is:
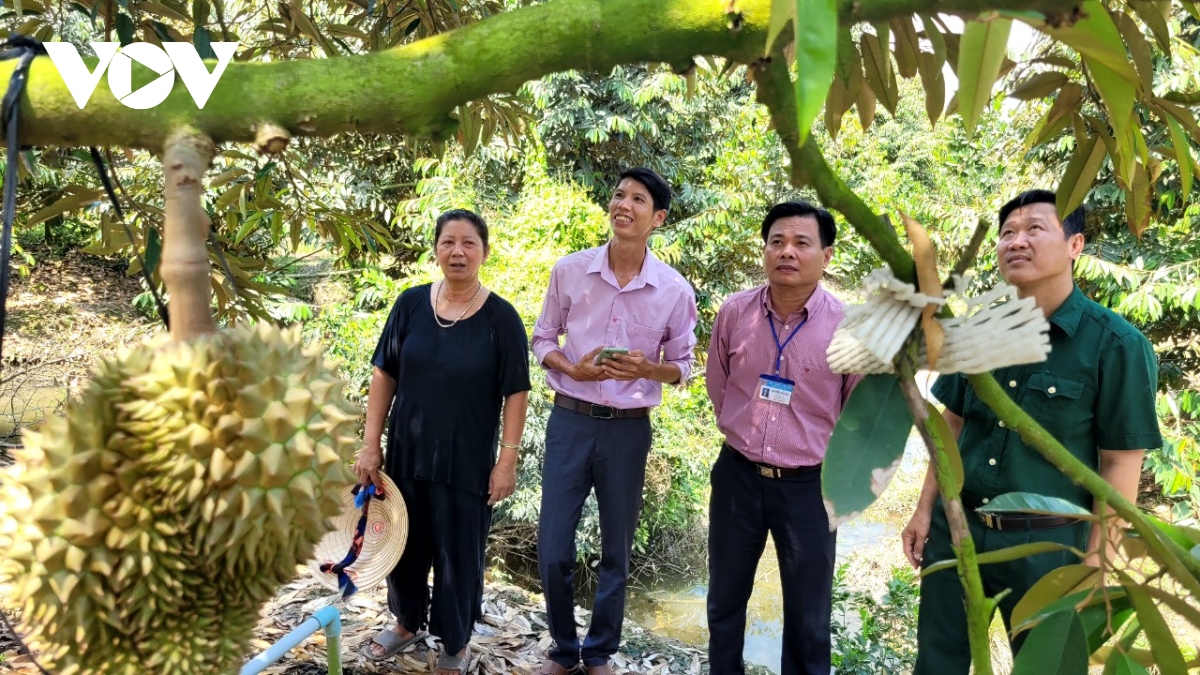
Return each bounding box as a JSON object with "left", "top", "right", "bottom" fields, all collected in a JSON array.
[
  {"left": 364, "top": 627, "right": 426, "bottom": 661},
  {"left": 435, "top": 648, "right": 469, "bottom": 674}
]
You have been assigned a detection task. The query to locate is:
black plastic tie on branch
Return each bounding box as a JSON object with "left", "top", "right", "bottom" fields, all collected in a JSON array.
[
  {"left": 90, "top": 148, "right": 171, "bottom": 330},
  {"left": 0, "top": 35, "right": 55, "bottom": 675},
  {"left": 0, "top": 35, "right": 46, "bottom": 378}
]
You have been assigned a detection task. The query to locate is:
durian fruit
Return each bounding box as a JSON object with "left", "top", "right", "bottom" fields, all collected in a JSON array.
[
  {"left": 0, "top": 130, "right": 359, "bottom": 675},
  {"left": 0, "top": 323, "right": 359, "bottom": 675}
]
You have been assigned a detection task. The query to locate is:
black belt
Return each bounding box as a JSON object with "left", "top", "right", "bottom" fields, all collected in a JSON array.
[
  {"left": 724, "top": 443, "right": 820, "bottom": 479},
  {"left": 553, "top": 393, "right": 649, "bottom": 419},
  {"left": 975, "top": 510, "right": 1079, "bottom": 531}
]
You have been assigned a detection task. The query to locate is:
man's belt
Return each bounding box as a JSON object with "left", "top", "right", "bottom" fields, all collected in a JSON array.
[
  {"left": 723, "top": 443, "right": 820, "bottom": 479},
  {"left": 975, "top": 511, "right": 1079, "bottom": 531},
  {"left": 553, "top": 393, "right": 649, "bottom": 419}
]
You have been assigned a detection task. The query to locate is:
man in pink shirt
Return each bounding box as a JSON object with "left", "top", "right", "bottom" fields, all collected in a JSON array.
[
  {"left": 705, "top": 201, "right": 859, "bottom": 675},
  {"left": 532, "top": 167, "right": 698, "bottom": 675}
]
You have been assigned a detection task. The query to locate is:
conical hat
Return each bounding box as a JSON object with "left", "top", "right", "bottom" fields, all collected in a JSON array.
[{"left": 307, "top": 472, "right": 408, "bottom": 594}]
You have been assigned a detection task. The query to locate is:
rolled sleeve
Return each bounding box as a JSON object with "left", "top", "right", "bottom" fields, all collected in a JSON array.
[
  {"left": 1096, "top": 334, "right": 1163, "bottom": 450},
  {"left": 531, "top": 264, "right": 566, "bottom": 366},
  {"left": 661, "top": 287, "right": 698, "bottom": 385}
]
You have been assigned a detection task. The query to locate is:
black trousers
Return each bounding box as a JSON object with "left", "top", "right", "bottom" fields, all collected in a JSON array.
[
  {"left": 386, "top": 477, "right": 492, "bottom": 655},
  {"left": 707, "top": 446, "right": 837, "bottom": 675},
  {"left": 537, "top": 406, "right": 653, "bottom": 669}
]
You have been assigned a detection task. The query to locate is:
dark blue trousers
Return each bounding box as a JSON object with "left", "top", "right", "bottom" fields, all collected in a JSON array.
[
  {"left": 707, "top": 446, "right": 837, "bottom": 675},
  {"left": 537, "top": 406, "right": 653, "bottom": 669}
]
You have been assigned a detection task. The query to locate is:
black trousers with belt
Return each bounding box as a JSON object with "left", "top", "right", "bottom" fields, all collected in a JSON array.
[
  {"left": 386, "top": 476, "right": 493, "bottom": 656},
  {"left": 537, "top": 404, "right": 653, "bottom": 669},
  {"left": 707, "top": 445, "right": 837, "bottom": 675}
]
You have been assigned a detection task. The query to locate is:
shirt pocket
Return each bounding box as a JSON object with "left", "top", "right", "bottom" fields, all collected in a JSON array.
[
  {"left": 1024, "top": 371, "right": 1089, "bottom": 442},
  {"left": 626, "top": 321, "right": 665, "bottom": 360}
]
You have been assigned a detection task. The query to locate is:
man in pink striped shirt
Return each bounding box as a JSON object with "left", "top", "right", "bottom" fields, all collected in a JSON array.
[
  {"left": 705, "top": 201, "right": 860, "bottom": 675},
  {"left": 531, "top": 167, "right": 698, "bottom": 675}
]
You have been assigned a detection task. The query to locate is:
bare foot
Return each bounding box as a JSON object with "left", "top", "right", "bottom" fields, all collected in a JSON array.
[{"left": 368, "top": 624, "right": 418, "bottom": 658}]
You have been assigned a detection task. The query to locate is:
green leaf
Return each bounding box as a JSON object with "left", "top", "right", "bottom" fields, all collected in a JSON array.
[
  {"left": 1010, "top": 610, "right": 1087, "bottom": 675},
  {"left": 1011, "top": 564, "right": 1100, "bottom": 631},
  {"left": 1113, "top": 11, "right": 1153, "bottom": 95},
  {"left": 955, "top": 18, "right": 1012, "bottom": 137},
  {"left": 923, "top": 541, "right": 1077, "bottom": 577},
  {"left": 860, "top": 32, "right": 898, "bottom": 115},
  {"left": 1009, "top": 71, "right": 1071, "bottom": 101},
  {"left": 193, "top": 25, "right": 216, "bottom": 60},
  {"left": 1145, "top": 513, "right": 1200, "bottom": 549},
  {"left": 835, "top": 27, "right": 857, "bottom": 83},
  {"left": 917, "top": 51, "right": 945, "bottom": 127},
  {"left": 765, "top": 0, "right": 794, "bottom": 55},
  {"left": 192, "top": 0, "right": 209, "bottom": 24},
  {"left": 792, "top": 0, "right": 838, "bottom": 143},
  {"left": 1129, "top": 1, "right": 1171, "bottom": 55},
  {"left": 116, "top": 12, "right": 136, "bottom": 46},
  {"left": 1033, "top": 1, "right": 1139, "bottom": 85},
  {"left": 891, "top": 17, "right": 920, "bottom": 79},
  {"left": 1124, "top": 161, "right": 1152, "bottom": 237},
  {"left": 143, "top": 226, "right": 163, "bottom": 277},
  {"left": 821, "top": 374, "right": 914, "bottom": 524},
  {"left": 214, "top": 182, "right": 246, "bottom": 211},
  {"left": 977, "top": 492, "right": 1095, "bottom": 518},
  {"left": 1103, "top": 650, "right": 1150, "bottom": 675},
  {"left": 1057, "top": 132, "right": 1107, "bottom": 220},
  {"left": 24, "top": 188, "right": 104, "bottom": 227},
  {"left": 1165, "top": 117, "right": 1194, "bottom": 203},
  {"left": 1084, "top": 603, "right": 1135, "bottom": 652},
  {"left": 1121, "top": 581, "right": 1188, "bottom": 674}
]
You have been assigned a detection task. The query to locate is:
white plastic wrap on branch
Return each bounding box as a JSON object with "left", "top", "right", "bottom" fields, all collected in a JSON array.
[{"left": 827, "top": 269, "right": 1051, "bottom": 375}]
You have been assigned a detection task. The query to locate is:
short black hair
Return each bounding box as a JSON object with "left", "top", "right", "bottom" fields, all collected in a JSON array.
[
  {"left": 760, "top": 200, "right": 837, "bottom": 248},
  {"left": 998, "top": 190, "right": 1085, "bottom": 237},
  {"left": 434, "top": 208, "right": 488, "bottom": 249},
  {"left": 617, "top": 167, "right": 672, "bottom": 213}
]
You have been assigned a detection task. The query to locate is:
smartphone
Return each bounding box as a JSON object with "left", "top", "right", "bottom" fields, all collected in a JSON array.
[{"left": 593, "top": 347, "right": 629, "bottom": 365}]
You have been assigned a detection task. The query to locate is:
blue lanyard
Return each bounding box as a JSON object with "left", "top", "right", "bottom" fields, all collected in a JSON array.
[{"left": 768, "top": 313, "right": 807, "bottom": 376}]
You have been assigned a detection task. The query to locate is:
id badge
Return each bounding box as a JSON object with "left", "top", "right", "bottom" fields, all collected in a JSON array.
[{"left": 758, "top": 374, "right": 795, "bottom": 405}]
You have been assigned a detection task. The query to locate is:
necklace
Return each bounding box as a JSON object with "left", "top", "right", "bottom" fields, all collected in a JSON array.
[{"left": 433, "top": 280, "right": 483, "bottom": 328}]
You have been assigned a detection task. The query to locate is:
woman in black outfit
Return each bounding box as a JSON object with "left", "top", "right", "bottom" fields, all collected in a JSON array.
[{"left": 355, "top": 209, "right": 531, "bottom": 674}]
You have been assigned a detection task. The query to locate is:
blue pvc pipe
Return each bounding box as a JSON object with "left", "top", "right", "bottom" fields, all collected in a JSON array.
[{"left": 240, "top": 605, "right": 342, "bottom": 675}]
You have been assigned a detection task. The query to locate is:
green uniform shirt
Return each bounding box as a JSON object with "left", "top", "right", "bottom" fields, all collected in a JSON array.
[{"left": 931, "top": 286, "right": 1163, "bottom": 511}]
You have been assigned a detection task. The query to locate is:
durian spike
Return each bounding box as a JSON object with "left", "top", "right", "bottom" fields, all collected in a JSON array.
[{"left": 160, "top": 129, "right": 217, "bottom": 341}]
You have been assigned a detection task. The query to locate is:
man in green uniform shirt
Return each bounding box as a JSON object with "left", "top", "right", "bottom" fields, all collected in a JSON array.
[{"left": 901, "top": 190, "right": 1163, "bottom": 673}]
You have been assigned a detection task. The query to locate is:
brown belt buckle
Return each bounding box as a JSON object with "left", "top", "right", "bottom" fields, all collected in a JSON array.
[
  {"left": 757, "top": 465, "right": 779, "bottom": 479},
  {"left": 981, "top": 513, "right": 1000, "bottom": 530}
]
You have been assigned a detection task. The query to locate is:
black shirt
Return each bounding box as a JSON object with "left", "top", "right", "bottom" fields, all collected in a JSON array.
[{"left": 371, "top": 284, "right": 532, "bottom": 496}]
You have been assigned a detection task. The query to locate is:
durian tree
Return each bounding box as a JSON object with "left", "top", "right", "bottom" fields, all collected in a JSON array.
[{"left": 1, "top": 0, "right": 1199, "bottom": 673}]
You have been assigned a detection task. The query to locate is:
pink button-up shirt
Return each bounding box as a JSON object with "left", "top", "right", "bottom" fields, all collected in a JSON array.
[
  {"left": 706, "top": 284, "right": 860, "bottom": 468},
  {"left": 532, "top": 243, "right": 698, "bottom": 409}
]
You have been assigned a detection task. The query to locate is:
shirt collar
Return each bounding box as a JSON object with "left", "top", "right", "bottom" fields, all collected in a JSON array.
[
  {"left": 759, "top": 284, "right": 824, "bottom": 321},
  {"left": 1047, "top": 285, "right": 1085, "bottom": 337},
  {"left": 587, "top": 241, "right": 660, "bottom": 289}
]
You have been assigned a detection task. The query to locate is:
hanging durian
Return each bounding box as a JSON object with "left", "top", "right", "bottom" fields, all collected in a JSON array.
[{"left": 0, "top": 130, "right": 359, "bottom": 675}]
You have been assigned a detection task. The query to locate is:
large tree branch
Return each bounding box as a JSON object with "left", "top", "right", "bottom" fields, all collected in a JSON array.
[
  {"left": 5, "top": 0, "right": 1081, "bottom": 151},
  {"left": 751, "top": 53, "right": 916, "bottom": 283}
]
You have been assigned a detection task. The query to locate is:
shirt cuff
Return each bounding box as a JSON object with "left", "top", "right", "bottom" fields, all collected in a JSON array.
[
  {"left": 531, "top": 338, "right": 560, "bottom": 368},
  {"left": 666, "top": 358, "right": 692, "bottom": 386}
]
